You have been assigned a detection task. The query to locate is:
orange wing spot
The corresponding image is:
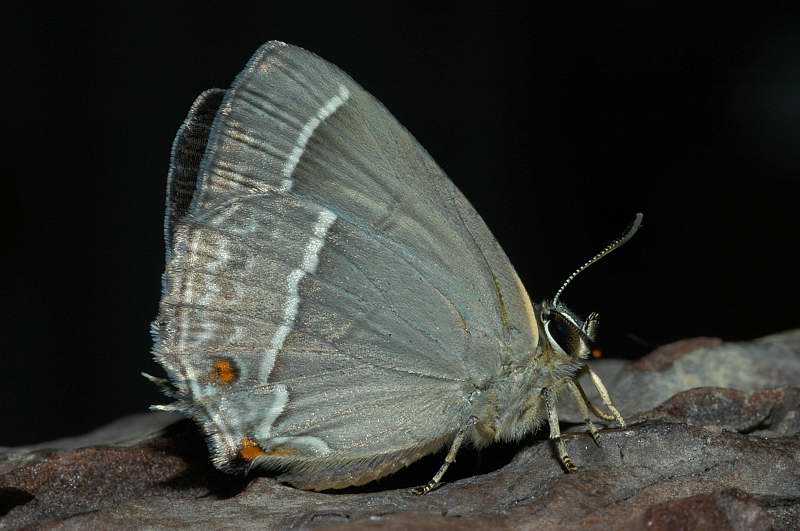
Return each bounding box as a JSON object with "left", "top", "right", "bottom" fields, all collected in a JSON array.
[
  {"left": 210, "top": 358, "right": 237, "bottom": 385},
  {"left": 592, "top": 349, "right": 603, "bottom": 359},
  {"left": 239, "top": 437, "right": 266, "bottom": 461}
]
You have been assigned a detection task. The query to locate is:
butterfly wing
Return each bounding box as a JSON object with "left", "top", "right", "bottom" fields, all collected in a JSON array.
[{"left": 153, "top": 41, "right": 538, "bottom": 489}]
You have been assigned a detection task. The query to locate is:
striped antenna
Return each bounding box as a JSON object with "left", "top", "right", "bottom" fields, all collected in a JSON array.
[{"left": 552, "top": 213, "right": 644, "bottom": 306}]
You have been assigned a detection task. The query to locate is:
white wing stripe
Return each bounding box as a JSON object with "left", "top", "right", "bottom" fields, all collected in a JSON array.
[
  {"left": 259, "top": 208, "right": 337, "bottom": 383},
  {"left": 282, "top": 84, "right": 350, "bottom": 179}
]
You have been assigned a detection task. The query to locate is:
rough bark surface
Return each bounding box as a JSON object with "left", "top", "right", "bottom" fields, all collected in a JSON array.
[{"left": 2, "top": 330, "right": 799, "bottom": 530}]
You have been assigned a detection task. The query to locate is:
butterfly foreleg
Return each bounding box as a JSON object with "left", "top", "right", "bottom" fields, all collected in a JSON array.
[{"left": 412, "top": 415, "right": 479, "bottom": 495}]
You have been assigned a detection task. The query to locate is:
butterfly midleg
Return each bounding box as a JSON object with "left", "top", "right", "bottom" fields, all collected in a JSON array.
[
  {"left": 566, "top": 379, "right": 601, "bottom": 445},
  {"left": 412, "top": 415, "right": 479, "bottom": 495},
  {"left": 542, "top": 385, "right": 576, "bottom": 472}
]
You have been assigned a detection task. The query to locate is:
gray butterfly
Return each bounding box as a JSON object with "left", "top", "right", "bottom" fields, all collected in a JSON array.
[{"left": 149, "top": 41, "right": 641, "bottom": 494}]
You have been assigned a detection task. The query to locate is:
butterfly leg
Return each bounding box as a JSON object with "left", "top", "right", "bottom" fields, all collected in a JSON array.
[
  {"left": 412, "top": 415, "right": 478, "bottom": 495},
  {"left": 586, "top": 367, "right": 625, "bottom": 428},
  {"left": 572, "top": 366, "right": 625, "bottom": 426},
  {"left": 582, "top": 312, "right": 600, "bottom": 340},
  {"left": 542, "top": 387, "right": 577, "bottom": 473},
  {"left": 566, "top": 379, "right": 600, "bottom": 446}
]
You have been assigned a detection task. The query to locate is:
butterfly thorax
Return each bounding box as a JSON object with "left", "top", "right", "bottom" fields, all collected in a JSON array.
[
  {"left": 468, "top": 344, "right": 581, "bottom": 445},
  {"left": 471, "top": 298, "right": 591, "bottom": 445}
]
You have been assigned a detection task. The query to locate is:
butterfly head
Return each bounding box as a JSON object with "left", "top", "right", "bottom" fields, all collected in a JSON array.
[
  {"left": 539, "top": 300, "right": 599, "bottom": 360},
  {"left": 537, "top": 213, "right": 643, "bottom": 361}
]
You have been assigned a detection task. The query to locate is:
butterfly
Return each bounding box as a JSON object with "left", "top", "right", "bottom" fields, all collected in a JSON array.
[{"left": 148, "top": 41, "right": 641, "bottom": 494}]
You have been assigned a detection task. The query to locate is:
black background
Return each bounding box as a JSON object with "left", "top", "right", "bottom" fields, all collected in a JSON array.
[{"left": 3, "top": 4, "right": 798, "bottom": 446}]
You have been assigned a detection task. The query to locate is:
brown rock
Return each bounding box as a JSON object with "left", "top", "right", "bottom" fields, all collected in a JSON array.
[{"left": 631, "top": 337, "right": 723, "bottom": 372}]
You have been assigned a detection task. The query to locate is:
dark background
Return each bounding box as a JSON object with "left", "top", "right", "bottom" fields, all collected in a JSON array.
[{"left": 3, "top": 4, "right": 798, "bottom": 446}]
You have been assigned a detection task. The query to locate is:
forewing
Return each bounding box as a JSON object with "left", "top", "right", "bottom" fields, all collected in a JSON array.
[{"left": 189, "top": 41, "right": 538, "bottom": 366}]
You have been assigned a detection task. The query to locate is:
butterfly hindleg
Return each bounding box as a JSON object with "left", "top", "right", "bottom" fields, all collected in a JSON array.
[
  {"left": 412, "top": 415, "right": 479, "bottom": 495},
  {"left": 586, "top": 367, "right": 625, "bottom": 428}
]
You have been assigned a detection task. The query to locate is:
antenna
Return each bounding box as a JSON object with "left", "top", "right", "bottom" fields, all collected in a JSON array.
[{"left": 551, "top": 213, "right": 643, "bottom": 306}]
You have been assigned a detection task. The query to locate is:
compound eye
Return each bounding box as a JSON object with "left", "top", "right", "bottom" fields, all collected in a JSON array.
[
  {"left": 546, "top": 317, "right": 573, "bottom": 354},
  {"left": 546, "top": 311, "right": 592, "bottom": 358}
]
